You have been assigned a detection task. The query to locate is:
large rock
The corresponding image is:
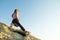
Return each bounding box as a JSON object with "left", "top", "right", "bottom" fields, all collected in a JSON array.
[{"left": 0, "top": 22, "right": 40, "bottom": 40}]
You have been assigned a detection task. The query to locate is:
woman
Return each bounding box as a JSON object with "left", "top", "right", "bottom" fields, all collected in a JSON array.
[{"left": 10, "top": 9, "right": 25, "bottom": 31}]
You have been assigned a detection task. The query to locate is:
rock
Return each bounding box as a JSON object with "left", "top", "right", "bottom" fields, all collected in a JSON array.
[{"left": 0, "top": 22, "right": 40, "bottom": 40}]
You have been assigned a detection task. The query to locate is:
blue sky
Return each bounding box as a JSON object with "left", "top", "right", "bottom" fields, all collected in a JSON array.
[{"left": 0, "top": 0, "right": 60, "bottom": 40}]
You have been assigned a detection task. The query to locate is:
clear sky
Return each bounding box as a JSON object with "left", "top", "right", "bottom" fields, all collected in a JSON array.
[{"left": 0, "top": 0, "right": 60, "bottom": 40}]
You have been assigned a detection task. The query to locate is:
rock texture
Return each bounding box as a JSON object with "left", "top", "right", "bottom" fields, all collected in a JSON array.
[{"left": 0, "top": 22, "right": 40, "bottom": 40}]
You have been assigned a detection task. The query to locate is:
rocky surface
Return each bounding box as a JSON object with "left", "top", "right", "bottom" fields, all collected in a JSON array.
[{"left": 0, "top": 22, "right": 40, "bottom": 40}]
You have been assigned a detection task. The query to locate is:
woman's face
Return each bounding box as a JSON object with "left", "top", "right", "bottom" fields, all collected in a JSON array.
[{"left": 16, "top": 10, "right": 19, "bottom": 14}]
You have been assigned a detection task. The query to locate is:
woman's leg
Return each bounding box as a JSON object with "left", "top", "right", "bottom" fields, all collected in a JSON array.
[
  {"left": 10, "top": 23, "right": 13, "bottom": 27},
  {"left": 12, "top": 19, "right": 25, "bottom": 31},
  {"left": 10, "top": 20, "right": 14, "bottom": 27},
  {"left": 16, "top": 22, "right": 25, "bottom": 31},
  {"left": 11, "top": 19, "right": 18, "bottom": 27}
]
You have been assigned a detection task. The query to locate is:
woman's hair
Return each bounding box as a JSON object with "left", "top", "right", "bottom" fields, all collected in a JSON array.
[{"left": 14, "top": 9, "right": 18, "bottom": 13}]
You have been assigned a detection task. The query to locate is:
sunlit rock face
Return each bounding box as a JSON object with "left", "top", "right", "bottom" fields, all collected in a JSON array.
[{"left": 0, "top": 22, "right": 40, "bottom": 40}]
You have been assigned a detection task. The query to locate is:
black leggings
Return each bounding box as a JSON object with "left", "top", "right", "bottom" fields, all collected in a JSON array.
[{"left": 12, "top": 19, "right": 25, "bottom": 31}]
